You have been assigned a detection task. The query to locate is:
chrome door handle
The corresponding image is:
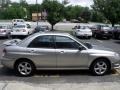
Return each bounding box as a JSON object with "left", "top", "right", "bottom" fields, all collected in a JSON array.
[
  {"left": 30, "top": 50, "right": 35, "bottom": 53},
  {"left": 60, "top": 51, "right": 64, "bottom": 54}
]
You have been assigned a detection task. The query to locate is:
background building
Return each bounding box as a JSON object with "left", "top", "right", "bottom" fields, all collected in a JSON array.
[{"left": 32, "top": 11, "right": 47, "bottom": 21}]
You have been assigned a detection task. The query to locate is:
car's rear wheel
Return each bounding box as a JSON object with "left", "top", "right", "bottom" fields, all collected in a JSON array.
[
  {"left": 90, "top": 59, "right": 111, "bottom": 76},
  {"left": 15, "top": 60, "right": 35, "bottom": 76}
]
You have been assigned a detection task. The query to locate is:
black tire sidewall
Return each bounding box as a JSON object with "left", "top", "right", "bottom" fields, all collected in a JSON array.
[
  {"left": 15, "top": 60, "right": 35, "bottom": 77},
  {"left": 90, "top": 59, "right": 111, "bottom": 76}
]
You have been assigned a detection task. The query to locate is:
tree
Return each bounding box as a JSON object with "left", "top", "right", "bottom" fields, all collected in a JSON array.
[
  {"left": 41, "top": 0, "right": 64, "bottom": 30},
  {"left": 2, "top": 5, "right": 26, "bottom": 19},
  {"left": 64, "top": 5, "right": 83, "bottom": 21},
  {"left": 1, "top": 0, "right": 11, "bottom": 8},
  {"left": 93, "top": 0, "right": 120, "bottom": 26},
  {"left": 62, "top": 0, "right": 69, "bottom": 5},
  {"left": 90, "top": 10, "right": 106, "bottom": 23},
  {"left": 80, "top": 7, "right": 91, "bottom": 23}
]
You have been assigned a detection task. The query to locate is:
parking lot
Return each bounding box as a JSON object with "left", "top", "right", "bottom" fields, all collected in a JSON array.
[
  {"left": 0, "top": 21, "right": 120, "bottom": 89},
  {"left": 0, "top": 37, "right": 120, "bottom": 90}
]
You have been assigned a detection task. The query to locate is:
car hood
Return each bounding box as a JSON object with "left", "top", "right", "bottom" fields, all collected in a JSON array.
[
  {"left": 92, "top": 45, "right": 113, "bottom": 51},
  {"left": 86, "top": 44, "right": 115, "bottom": 55}
]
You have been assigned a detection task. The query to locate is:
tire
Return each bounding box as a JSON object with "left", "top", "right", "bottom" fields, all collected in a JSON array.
[
  {"left": 89, "top": 59, "right": 111, "bottom": 76},
  {"left": 88, "top": 36, "right": 91, "bottom": 39},
  {"left": 94, "top": 34, "right": 98, "bottom": 39},
  {"left": 106, "top": 36, "right": 110, "bottom": 40},
  {"left": 118, "top": 34, "right": 120, "bottom": 39},
  {"left": 15, "top": 60, "right": 35, "bottom": 76},
  {"left": 7, "top": 33, "right": 11, "bottom": 39}
]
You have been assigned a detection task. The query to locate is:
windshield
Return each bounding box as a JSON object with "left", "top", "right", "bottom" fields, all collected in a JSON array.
[{"left": 0, "top": 26, "right": 7, "bottom": 29}]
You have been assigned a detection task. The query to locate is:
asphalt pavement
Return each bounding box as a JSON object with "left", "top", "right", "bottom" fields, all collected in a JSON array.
[{"left": 0, "top": 37, "right": 120, "bottom": 90}]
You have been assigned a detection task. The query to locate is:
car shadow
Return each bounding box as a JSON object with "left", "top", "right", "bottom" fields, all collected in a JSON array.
[
  {"left": 114, "top": 41, "right": 120, "bottom": 44},
  {"left": 0, "top": 66, "right": 114, "bottom": 77},
  {"left": 0, "top": 66, "right": 117, "bottom": 84}
]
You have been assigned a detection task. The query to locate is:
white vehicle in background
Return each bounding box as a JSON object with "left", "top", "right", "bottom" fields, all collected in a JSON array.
[
  {"left": 12, "top": 19, "right": 25, "bottom": 26},
  {"left": 0, "top": 25, "right": 12, "bottom": 38},
  {"left": 12, "top": 19, "right": 31, "bottom": 26},
  {"left": 11, "top": 24, "right": 33, "bottom": 37},
  {"left": 73, "top": 25, "right": 92, "bottom": 39}
]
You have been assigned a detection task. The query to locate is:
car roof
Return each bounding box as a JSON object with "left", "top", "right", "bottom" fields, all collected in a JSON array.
[{"left": 32, "top": 32, "right": 71, "bottom": 37}]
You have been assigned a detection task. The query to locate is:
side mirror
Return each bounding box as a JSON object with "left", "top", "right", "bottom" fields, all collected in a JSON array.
[
  {"left": 72, "top": 28, "right": 75, "bottom": 30},
  {"left": 78, "top": 46, "right": 85, "bottom": 51}
]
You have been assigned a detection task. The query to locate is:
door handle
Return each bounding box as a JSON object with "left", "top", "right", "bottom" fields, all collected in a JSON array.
[
  {"left": 29, "top": 50, "right": 35, "bottom": 53},
  {"left": 60, "top": 51, "right": 64, "bottom": 54}
]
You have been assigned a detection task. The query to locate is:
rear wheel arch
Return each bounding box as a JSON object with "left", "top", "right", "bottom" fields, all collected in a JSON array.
[{"left": 14, "top": 58, "right": 36, "bottom": 69}]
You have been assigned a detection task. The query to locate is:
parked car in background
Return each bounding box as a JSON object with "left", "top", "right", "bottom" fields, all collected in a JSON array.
[
  {"left": 0, "top": 25, "right": 12, "bottom": 38},
  {"left": 2, "top": 32, "right": 120, "bottom": 76},
  {"left": 12, "top": 19, "right": 25, "bottom": 26},
  {"left": 73, "top": 25, "right": 92, "bottom": 39},
  {"left": 11, "top": 24, "right": 33, "bottom": 37},
  {"left": 89, "top": 25, "right": 98, "bottom": 36},
  {"left": 33, "top": 25, "right": 50, "bottom": 33},
  {"left": 93, "top": 25, "right": 113, "bottom": 39},
  {"left": 112, "top": 26, "right": 120, "bottom": 39}
]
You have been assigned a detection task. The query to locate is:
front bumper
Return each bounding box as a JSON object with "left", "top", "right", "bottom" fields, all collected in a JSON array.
[{"left": 112, "top": 61, "right": 120, "bottom": 69}]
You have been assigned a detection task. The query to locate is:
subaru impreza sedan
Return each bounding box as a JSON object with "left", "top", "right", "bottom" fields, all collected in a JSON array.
[{"left": 1, "top": 32, "right": 120, "bottom": 76}]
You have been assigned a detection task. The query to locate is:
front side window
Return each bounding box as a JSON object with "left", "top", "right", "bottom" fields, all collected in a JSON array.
[
  {"left": 28, "top": 35, "right": 54, "bottom": 48},
  {"left": 55, "top": 36, "right": 80, "bottom": 49}
]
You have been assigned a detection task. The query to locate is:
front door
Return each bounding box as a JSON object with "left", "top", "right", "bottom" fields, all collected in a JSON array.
[{"left": 54, "top": 36, "right": 88, "bottom": 68}]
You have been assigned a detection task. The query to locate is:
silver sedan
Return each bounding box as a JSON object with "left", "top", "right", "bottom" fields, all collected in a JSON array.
[{"left": 1, "top": 32, "right": 120, "bottom": 76}]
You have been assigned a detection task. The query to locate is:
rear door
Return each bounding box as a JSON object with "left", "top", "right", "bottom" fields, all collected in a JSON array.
[{"left": 27, "top": 35, "right": 57, "bottom": 68}]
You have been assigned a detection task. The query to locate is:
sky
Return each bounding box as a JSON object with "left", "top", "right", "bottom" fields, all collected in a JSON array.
[{"left": 11, "top": 0, "right": 93, "bottom": 7}]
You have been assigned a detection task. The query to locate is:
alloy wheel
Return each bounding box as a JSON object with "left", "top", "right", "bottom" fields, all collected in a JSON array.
[
  {"left": 17, "top": 62, "right": 32, "bottom": 76},
  {"left": 94, "top": 61, "right": 107, "bottom": 75}
]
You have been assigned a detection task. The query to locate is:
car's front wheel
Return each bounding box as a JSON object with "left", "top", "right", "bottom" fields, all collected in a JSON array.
[
  {"left": 15, "top": 60, "right": 35, "bottom": 76},
  {"left": 90, "top": 59, "right": 111, "bottom": 76}
]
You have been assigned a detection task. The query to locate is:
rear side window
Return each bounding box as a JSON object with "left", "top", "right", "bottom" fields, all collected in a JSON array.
[{"left": 28, "top": 35, "right": 54, "bottom": 48}]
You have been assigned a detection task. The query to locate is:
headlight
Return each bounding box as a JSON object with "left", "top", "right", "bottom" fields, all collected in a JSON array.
[
  {"left": 115, "top": 53, "right": 119, "bottom": 57},
  {"left": 114, "top": 53, "right": 120, "bottom": 59}
]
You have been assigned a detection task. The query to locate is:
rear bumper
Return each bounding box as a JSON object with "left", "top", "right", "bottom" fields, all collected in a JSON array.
[
  {"left": 11, "top": 32, "right": 28, "bottom": 36},
  {"left": 1, "top": 57, "right": 15, "bottom": 69},
  {"left": 76, "top": 33, "right": 92, "bottom": 37},
  {"left": 97, "top": 33, "right": 112, "bottom": 37}
]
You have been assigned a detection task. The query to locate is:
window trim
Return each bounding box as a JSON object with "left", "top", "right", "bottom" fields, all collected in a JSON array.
[
  {"left": 54, "top": 35, "right": 83, "bottom": 50},
  {"left": 27, "top": 35, "right": 55, "bottom": 49}
]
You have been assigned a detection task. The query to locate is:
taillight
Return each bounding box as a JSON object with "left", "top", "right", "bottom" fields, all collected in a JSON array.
[
  {"left": 2, "top": 48, "right": 7, "bottom": 56},
  {"left": 1, "top": 30, "right": 6, "bottom": 33}
]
